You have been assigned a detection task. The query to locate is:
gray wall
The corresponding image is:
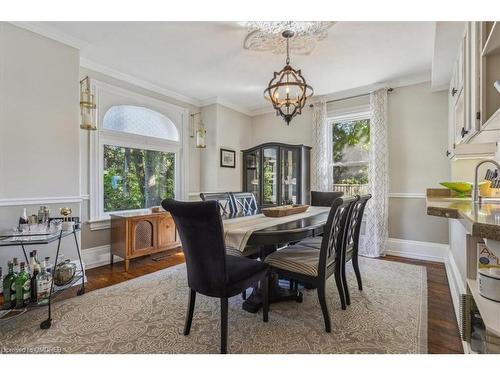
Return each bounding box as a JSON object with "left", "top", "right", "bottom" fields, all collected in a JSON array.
[
  {"left": 0, "top": 23, "right": 82, "bottom": 267},
  {"left": 387, "top": 82, "right": 450, "bottom": 243}
]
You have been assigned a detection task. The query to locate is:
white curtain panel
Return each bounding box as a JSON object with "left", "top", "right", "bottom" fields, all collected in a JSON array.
[
  {"left": 361, "top": 89, "right": 389, "bottom": 257},
  {"left": 311, "top": 101, "right": 333, "bottom": 191}
]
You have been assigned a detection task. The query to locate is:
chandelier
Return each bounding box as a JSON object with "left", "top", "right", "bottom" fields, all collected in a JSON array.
[{"left": 263, "top": 30, "right": 314, "bottom": 125}]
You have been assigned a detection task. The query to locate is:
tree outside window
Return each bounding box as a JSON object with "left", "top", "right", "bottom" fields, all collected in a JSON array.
[{"left": 331, "top": 118, "right": 370, "bottom": 196}]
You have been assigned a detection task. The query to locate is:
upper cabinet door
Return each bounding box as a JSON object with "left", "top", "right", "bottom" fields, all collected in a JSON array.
[
  {"left": 280, "top": 147, "right": 300, "bottom": 205},
  {"left": 453, "top": 26, "right": 469, "bottom": 144}
]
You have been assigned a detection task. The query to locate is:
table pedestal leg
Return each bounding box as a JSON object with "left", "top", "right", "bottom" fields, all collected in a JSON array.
[{"left": 242, "top": 275, "right": 302, "bottom": 313}]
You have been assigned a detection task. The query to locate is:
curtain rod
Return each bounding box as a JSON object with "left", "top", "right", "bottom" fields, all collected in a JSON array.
[{"left": 310, "top": 87, "right": 393, "bottom": 107}]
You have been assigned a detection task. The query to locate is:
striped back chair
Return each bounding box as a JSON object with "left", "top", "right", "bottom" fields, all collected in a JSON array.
[
  {"left": 342, "top": 194, "right": 372, "bottom": 304},
  {"left": 229, "top": 192, "right": 258, "bottom": 215},
  {"left": 199, "top": 192, "right": 234, "bottom": 216},
  {"left": 310, "top": 190, "right": 344, "bottom": 207},
  {"left": 264, "top": 196, "right": 358, "bottom": 332}
]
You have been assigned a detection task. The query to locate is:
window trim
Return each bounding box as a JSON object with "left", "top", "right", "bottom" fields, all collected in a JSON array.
[
  {"left": 88, "top": 80, "right": 189, "bottom": 228},
  {"left": 328, "top": 108, "right": 371, "bottom": 194}
]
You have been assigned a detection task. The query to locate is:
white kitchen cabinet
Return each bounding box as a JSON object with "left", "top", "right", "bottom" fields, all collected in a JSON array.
[{"left": 446, "top": 22, "right": 499, "bottom": 159}]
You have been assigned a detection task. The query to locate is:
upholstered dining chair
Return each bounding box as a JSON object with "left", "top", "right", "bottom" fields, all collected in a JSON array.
[
  {"left": 297, "top": 194, "right": 371, "bottom": 306},
  {"left": 310, "top": 190, "right": 344, "bottom": 207},
  {"left": 162, "top": 199, "right": 270, "bottom": 354},
  {"left": 229, "top": 192, "right": 258, "bottom": 215},
  {"left": 342, "top": 194, "right": 372, "bottom": 304},
  {"left": 199, "top": 192, "right": 234, "bottom": 216},
  {"left": 264, "top": 196, "right": 358, "bottom": 332}
]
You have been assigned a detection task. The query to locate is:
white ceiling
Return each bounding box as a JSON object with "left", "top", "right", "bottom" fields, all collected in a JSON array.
[{"left": 18, "top": 21, "right": 438, "bottom": 114}]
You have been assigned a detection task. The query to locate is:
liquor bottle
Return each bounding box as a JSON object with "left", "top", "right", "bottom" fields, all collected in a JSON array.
[
  {"left": 11, "top": 257, "right": 19, "bottom": 306},
  {"left": 36, "top": 257, "right": 52, "bottom": 305},
  {"left": 15, "top": 262, "right": 31, "bottom": 308},
  {"left": 30, "top": 250, "right": 41, "bottom": 302},
  {"left": 18, "top": 208, "right": 28, "bottom": 226},
  {"left": 12, "top": 257, "right": 19, "bottom": 274},
  {"left": 3, "top": 262, "right": 17, "bottom": 309}
]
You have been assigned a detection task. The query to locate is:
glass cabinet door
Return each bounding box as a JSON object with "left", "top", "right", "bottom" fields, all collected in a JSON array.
[
  {"left": 281, "top": 147, "right": 299, "bottom": 205},
  {"left": 262, "top": 147, "right": 278, "bottom": 205},
  {"left": 245, "top": 150, "right": 260, "bottom": 204}
]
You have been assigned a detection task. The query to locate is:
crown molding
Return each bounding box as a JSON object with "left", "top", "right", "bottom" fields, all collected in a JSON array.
[
  {"left": 200, "top": 96, "right": 253, "bottom": 117},
  {"left": 80, "top": 58, "right": 202, "bottom": 107},
  {"left": 9, "top": 21, "right": 88, "bottom": 50}
]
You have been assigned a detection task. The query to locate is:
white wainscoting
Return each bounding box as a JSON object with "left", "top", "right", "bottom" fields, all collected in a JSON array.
[{"left": 385, "top": 237, "right": 449, "bottom": 262}]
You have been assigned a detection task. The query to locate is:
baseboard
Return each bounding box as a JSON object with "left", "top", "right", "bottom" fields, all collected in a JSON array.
[
  {"left": 385, "top": 238, "right": 449, "bottom": 263},
  {"left": 81, "top": 245, "right": 122, "bottom": 269}
]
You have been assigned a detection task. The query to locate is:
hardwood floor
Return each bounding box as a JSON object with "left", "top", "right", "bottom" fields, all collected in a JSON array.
[
  {"left": 37, "top": 251, "right": 463, "bottom": 353},
  {"left": 384, "top": 255, "right": 463, "bottom": 354}
]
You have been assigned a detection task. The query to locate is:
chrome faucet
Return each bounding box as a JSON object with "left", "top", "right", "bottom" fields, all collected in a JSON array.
[{"left": 473, "top": 159, "right": 500, "bottom": 202}]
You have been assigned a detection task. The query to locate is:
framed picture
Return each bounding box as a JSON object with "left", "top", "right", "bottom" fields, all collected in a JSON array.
[{"left": 220, "top": 148, "right": 236, "bottom": 168}]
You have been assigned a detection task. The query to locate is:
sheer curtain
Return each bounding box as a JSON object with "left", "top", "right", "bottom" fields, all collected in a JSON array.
[
  {"left": 360, "top": 89, "right": 389, "bottom": 257},
  {"left": 311, "top": 101, "right": 333, "bottom": 191}
]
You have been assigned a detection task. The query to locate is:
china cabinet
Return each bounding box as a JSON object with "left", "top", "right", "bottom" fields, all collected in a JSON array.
[{"left": 242, "top": 143, "right": 311, "bottom": 207}]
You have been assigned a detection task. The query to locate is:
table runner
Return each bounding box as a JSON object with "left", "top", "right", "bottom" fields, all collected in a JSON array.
[{"left": 223, "top": 206, "right": 330, "bottom": 253}]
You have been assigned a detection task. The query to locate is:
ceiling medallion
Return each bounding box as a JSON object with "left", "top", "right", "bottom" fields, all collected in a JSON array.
[
  {"left": 242, "top": 21, "right": 334, "bottom": 55},
  {"left": 263, "top": 30, "right": 314, "bottom": 125}
]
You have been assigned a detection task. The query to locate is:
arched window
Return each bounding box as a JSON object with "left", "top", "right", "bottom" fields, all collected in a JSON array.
[
  {"left": 99, "top": 105, "right": 180, "bottom": 215},
  {"left": 103, "top": 105, "right": 179, "bottom": 141}
]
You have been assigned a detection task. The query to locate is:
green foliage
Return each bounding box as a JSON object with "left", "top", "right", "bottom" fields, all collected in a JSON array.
[
  {"left": 332, "top": 119, "right": 370, "bottom": 185},
  {"left": 103, "top": 145, "right": 175, "bottom": 212},
  {"left": 332, "top": 119, "right": 370, "bottom": 163}
]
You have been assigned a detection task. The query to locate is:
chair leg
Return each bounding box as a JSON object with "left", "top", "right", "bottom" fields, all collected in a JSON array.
[
  {"left": 342, "top": 261, "right": 351, "bottom": 306},
  {"left": 317, "top": 284, "right": 331, "bottom": 333},
  {"left": 334, "top": 270, "right": 347, "bottom": 310},
  {"left": 220, "top": 297, "right": 228, "bottom": 354},
  {"left": 353, "top": 254, "right": 363, "bottom": 291},
  {"left": 263, "top": 274, "right": 269, "bottom": 322},
  {"left": 184, "top": 289, "right": 196, "bottom": 336}
]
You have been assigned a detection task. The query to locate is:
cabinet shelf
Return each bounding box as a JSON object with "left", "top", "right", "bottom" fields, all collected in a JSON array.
[
  {"left": 482, "top": 106, "right": 500, "bottom": 131},
  {"left": 482, "top": 22, "right": 500, "bottom": 57},
  {"left": 467, "top": 278, "right": 500, "bottom": 337}
]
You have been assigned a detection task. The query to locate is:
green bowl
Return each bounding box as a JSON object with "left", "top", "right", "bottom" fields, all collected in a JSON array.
[{"left": 439, "top": 181, "right": 472, "bottom": 197}]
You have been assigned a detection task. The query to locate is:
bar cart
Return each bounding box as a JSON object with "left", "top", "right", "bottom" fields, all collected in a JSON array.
[{"left": 0, "top": 219, "right": 85, "bottom": 329}]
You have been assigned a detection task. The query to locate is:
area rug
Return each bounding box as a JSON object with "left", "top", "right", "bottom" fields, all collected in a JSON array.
[{"left": 0, "top": 258, "right": 427, "bottom": 354}]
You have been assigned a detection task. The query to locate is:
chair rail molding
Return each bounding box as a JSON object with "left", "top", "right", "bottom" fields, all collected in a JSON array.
[
  {"left": 388, "top": 192, "right": 426, "bottom": 198},
  {"left": 0, "top": 196, "right": 87, "bottom": 207}
]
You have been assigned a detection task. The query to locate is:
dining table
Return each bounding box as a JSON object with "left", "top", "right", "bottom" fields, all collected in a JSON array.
[{"left": 222, "top": 206, "right": 330, "bottom": 313}]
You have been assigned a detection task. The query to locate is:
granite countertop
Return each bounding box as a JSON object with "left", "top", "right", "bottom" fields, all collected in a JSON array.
[{"left": 426, "top": 188, "right": 500, "bottom": 240}]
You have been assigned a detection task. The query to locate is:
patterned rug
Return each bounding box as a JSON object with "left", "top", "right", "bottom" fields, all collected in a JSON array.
[{"left": 0, "top": 258, "right": 427, "bottom": 354}]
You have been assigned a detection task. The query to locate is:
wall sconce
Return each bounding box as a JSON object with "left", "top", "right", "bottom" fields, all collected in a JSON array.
[
  {"left": 80, "top": 76, "right": 96, "bottom": 130},
  {"left": 190, "top": 113, "right": 206, "bottom": 148}
]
